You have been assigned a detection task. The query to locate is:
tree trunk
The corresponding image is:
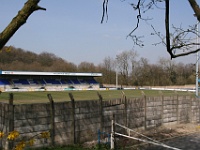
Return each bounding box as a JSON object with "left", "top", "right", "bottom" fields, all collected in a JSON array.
[
  {"left": 0, "top": 0, "right": 46, "bottom": 50},
  {"left": 188, "top": 0, "right": 200, "bottom": 22}
]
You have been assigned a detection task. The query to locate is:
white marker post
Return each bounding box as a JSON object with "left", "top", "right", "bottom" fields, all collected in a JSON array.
[{"left": 111, "top": 114, "right": 115, "bottom": 149}]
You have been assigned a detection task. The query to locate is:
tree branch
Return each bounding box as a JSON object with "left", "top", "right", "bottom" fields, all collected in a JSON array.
[
  {"left": 128, "top": 0, "right": 141, "bottom": 37},
  {"left": 164, "top": 0, "right": 200, "bottom": 58},
  {"left": 188, "top": 0, "right": 200, "bottom": 22},
  {"left": 165, "top": 0, "right": 174, "bottom": 58},
  {"left": 172, "top": 48, "right": 200, "bottom": 58},
  {"left": 0, "top": 0, "right": 46, "bottom": 50},
  {"left": 101, "top": 0, "right": 108, "bottom": 24}
]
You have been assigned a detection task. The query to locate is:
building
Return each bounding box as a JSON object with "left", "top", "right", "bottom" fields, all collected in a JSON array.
[{"left": 0, "top": 70, "right": 102, "bottom": 92}]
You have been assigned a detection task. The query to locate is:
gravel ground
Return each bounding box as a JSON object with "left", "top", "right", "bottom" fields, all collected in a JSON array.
[
  {"left": 144, "top": 132, "right": 200, "bottom": 150},
  {"left": 123, "top": 123, "right": 200, "bottom": 150}
]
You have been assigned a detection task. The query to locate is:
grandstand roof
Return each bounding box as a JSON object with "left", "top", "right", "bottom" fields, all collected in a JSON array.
[{"left": 0, "top": 71, "right": 102, "bottom": 77}]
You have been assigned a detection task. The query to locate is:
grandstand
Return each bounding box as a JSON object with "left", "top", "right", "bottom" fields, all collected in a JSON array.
[{"left": 0, "top": 70, "right": 102, "bottom": 92}]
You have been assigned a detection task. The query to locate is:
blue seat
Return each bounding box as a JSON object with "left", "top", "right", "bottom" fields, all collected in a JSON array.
[
  {"left": 71, "top": 79, "right": 80, "bottom": 84},
  {"left": 0, "top": 79, "right": 10, "bottom": 85},
  {"left": 38, "top": 79, "right": 45, "bottom": 85},
  {"left": 45, "top": 79, "right": 61, "bottom": 84},
  {"left": 13, "top": 79, "right": 29, "bottom": 85},
  {"left": 19, "top": 79, "right": 29, "bottom": 85},
  {"left": 87, "top": 78, "right": 98, "bottom": 84},
  {"left": 66, "top": 79, "right": 73, "bottom": 84}
]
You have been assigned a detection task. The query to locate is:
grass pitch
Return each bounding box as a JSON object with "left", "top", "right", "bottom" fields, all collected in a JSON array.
[{"left": 0, "top": 89, "right": 193, "bottom": 104}]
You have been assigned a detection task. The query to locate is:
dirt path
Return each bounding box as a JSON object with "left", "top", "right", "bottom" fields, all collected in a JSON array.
[
  {"left": 123, "top": 123, "right": 200, "bottom": 150},
  {"left": 145, "top": 132, "right": 200, "bottom": 150}
]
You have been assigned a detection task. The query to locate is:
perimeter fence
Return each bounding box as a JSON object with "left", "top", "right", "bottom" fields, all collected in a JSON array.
[{"left": 0, "top": 92, "right": 199, "bottom": 149}]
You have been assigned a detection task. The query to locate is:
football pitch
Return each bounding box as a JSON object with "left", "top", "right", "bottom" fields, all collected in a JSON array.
[{"left": 0, "top": 89, "right": 193, "bottom": 104}]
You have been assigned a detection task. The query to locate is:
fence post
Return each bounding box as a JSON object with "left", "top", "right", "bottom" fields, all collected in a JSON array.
[
  {"left": 176, "top": 94, "right": 179, "bottom": 124},
  {"left": 69, "top": 93, "right": 76, "bottom": 144},
  {"left": 122, "top": 91, "right": 128, "bottom": 128},
  {"left": 160, "top": 92, "right": 164, "bottom": 125},
  {"left": 47, "top": 94, "right": 55, "bottom": 147},
  {"left": 189, "top": 95, "right": 192, "bottom": 123},
  {"left": 8, "top": 93, "right": 14, "bottom": 150},
  {"left": 111, "top": 114, "right": 115, "bottom": 149},
  {"left": 97, "top": 92, "right": 103, "bottom": 131},
  {"left": 143, "top": 94, "right": 147, "bottom": 130}
]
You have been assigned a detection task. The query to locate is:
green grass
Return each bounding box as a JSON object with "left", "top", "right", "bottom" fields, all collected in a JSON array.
[
  {"left": 1, "top": 89, "right": 194, "bottom": 150},
  {"left": 0, "top": 89, "right": 194, "bottom": 104},
  {"left": 29, "top": 146, "right": 89, "bottom": 150}
]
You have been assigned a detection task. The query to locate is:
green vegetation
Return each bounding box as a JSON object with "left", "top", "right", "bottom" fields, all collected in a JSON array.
[
  {"left": 0, "top": 89, "right": 193, "bottom": 104},
  {"left": 28, "top": 144, "right": 110, "bottom": 150}
]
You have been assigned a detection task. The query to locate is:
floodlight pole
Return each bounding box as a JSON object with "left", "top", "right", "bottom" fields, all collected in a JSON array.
[
  {"left": 196, "top": 22, "right": 199, "bottom": 97},
  {"left": 116, "top": 70, "right": 118, "bottom": 89},
  {"left": 196, "top": 52, "right": 199, "bottom": 97}
]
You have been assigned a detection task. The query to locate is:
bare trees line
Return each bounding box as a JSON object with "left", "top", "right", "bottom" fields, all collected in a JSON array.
[
  {"left": 0, "top": 46, "right": 195, "bottom": 87},
  {"left": 103, "top": 50, "right": 195, "bottom": 86}
]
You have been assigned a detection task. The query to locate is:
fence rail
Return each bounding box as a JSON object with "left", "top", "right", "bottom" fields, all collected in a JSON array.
[{"left": 111, "top": 117, "right": 181, "bottom": 150}]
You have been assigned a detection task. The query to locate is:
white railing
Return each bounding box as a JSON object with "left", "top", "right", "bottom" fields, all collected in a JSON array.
[{"left": 110, "top": 118, "right": 181, "bottom": 150}]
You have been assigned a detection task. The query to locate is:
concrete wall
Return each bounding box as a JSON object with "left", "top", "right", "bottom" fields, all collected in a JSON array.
[{"left": 0, "top": 94, "right": 199, "bottom": 149}]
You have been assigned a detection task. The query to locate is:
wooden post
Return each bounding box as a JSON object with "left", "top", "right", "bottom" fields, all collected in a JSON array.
[
  {"left": 122, "top": 91, "right": 128, "bottom": 128},
  {"left": 144, "top": 95, "right": 147, "bottom": 130},
  {"left": 188, "top": 95, "right": 192, "bottom": 123},
  {"left": 176, "top": 94, "right": 179, "bottom": 124},
  {"left": 8, "top": 93, "right": 14, "bottom": 150},
  {"left": 97, "top": 92, "right": 103, "bottom": 131},
  {"left": 161, "top": 94, "right": 164, "bottom": 125},
  {"left": 47, "top": 94, "right": 55, "bottom": 147},
  {"left": 69, "top": 93, "right": 76, "bottom": 144}
]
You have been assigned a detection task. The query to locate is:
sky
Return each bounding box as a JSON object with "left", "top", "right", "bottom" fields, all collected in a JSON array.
[{"left": 0, "top": 0, "right": 199, "bottom": 65}]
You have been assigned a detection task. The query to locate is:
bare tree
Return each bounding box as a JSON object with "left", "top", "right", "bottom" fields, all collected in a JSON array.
[
  {"left": 0, "top": 0, "right": 46, "bottom": 50},
  {"left": 102, "top": 56, "right": 115, "bottom": 84},
  {"left": 116, "top": 50, "right": 138, "bottom": 85},
  {"left": 131, "top": 57, "right": 150, "bottom": 86},
  {"left": 78, "top": 61, "right": 96, "bottom": 72},
  {"left": 102, "top": 0, "right": 200, "bottom": 59},
  {"left": 165, "top": 0, "right": 200, "bottom": 58},
  {"left": 158, "top": 57, "right": 177, "bottom": 84}
]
